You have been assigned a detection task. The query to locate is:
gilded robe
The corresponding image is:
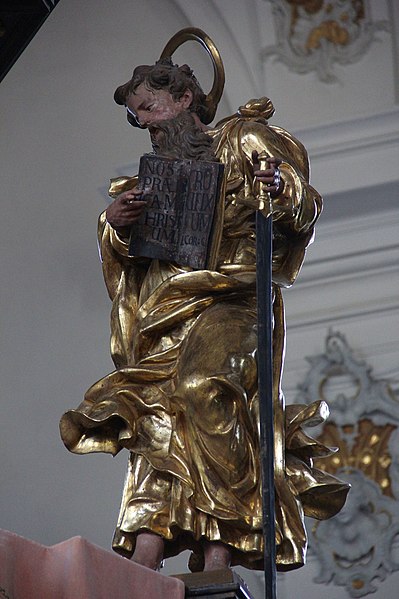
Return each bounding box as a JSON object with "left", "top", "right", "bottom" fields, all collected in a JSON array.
[{"left": 60, "top": 98, "right": 349, "bottom": 570}]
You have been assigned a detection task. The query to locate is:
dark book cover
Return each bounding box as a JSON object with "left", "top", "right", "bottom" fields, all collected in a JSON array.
[{"left": 129, "top": 154, "right": 225, "bottom": 270}]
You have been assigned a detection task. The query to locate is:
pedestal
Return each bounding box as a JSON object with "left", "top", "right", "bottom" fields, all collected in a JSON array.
[
  {"left": 173, "top": 569, "right": 255, "bottom": 599},
  {"left": 0, "top": 529, "right": 185, "bottom": 599}
]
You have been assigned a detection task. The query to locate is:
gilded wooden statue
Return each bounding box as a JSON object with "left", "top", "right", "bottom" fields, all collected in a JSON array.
[{"left": 60, "top": 28, "right": 349, "bottom": 574}]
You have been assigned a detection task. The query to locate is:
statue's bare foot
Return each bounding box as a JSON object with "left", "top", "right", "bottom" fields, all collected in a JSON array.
[
  {"left": 131, "top": 532, "right": 164, "bottom": 570},
  {"left": 203, "top": 540, "right": 232, "bottom": 571}
]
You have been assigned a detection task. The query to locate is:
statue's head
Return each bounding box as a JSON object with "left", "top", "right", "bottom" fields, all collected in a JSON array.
[{"left": 114, "top": 57, "right": 207, "bottom": 129}]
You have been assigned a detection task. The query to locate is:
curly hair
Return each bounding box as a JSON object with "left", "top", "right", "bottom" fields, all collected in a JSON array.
[{"left": 114, "top": 58, "right": 207, "bottom": 122}]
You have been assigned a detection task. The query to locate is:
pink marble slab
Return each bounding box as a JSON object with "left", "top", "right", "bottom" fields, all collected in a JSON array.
[{"left": 0, "top": 529, "right": 185, "bottom": 599}]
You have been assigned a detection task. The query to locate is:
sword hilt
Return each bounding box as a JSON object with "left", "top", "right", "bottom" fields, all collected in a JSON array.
[{"left": 256, "top": 151, "right": 273, "bottom": 217}]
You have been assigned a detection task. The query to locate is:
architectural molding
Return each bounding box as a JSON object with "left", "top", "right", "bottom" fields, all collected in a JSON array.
[
  {"left": 301, "top": 209, "right": 399, "bottom": 281},
  {"left": 294, "top": 107, "right": 399, "bottom": 161},
  {"left": 294, "top": 108, "right": 399, "bottom": 196},
  {"left": 295, "top": 331, "right": 399, "bottom": 597},
  {"left": 282, "top": 207, "right": 399, "bottom": 408},
  {"left": 285, "top": 208, "right": 399, "bottom": 327}
]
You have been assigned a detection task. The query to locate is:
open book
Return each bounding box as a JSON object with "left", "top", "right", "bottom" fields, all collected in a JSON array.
[{"left": 129, "top": 154, "right": 225, "bottom": 270}]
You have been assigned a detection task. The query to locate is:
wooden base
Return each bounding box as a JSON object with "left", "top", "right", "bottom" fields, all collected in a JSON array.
[{"left": 173, "top": 569, "right": 255, "bottom": 598}]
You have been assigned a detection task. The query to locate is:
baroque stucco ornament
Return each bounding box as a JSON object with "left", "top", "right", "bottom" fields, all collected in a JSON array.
[
  {"left": 295, "top": 331, "right": 399, "bottom": 596},
  {"left": 262, "top": 0, "right": 390, "bottom": 82}
]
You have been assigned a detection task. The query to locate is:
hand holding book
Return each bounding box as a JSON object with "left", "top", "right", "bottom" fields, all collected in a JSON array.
[{"left": 105, "top": 187, "right": 148, "bottom": 237}]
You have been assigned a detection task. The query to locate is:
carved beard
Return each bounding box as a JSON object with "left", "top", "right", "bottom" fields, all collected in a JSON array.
[{"left": 150, "top": 112, "right": 217, "bottom": 162}]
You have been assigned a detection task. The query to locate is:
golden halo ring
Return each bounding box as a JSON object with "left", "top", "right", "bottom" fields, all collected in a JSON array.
[{"left": 160, "top": 27, "right": 225, "bottom": 125}]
